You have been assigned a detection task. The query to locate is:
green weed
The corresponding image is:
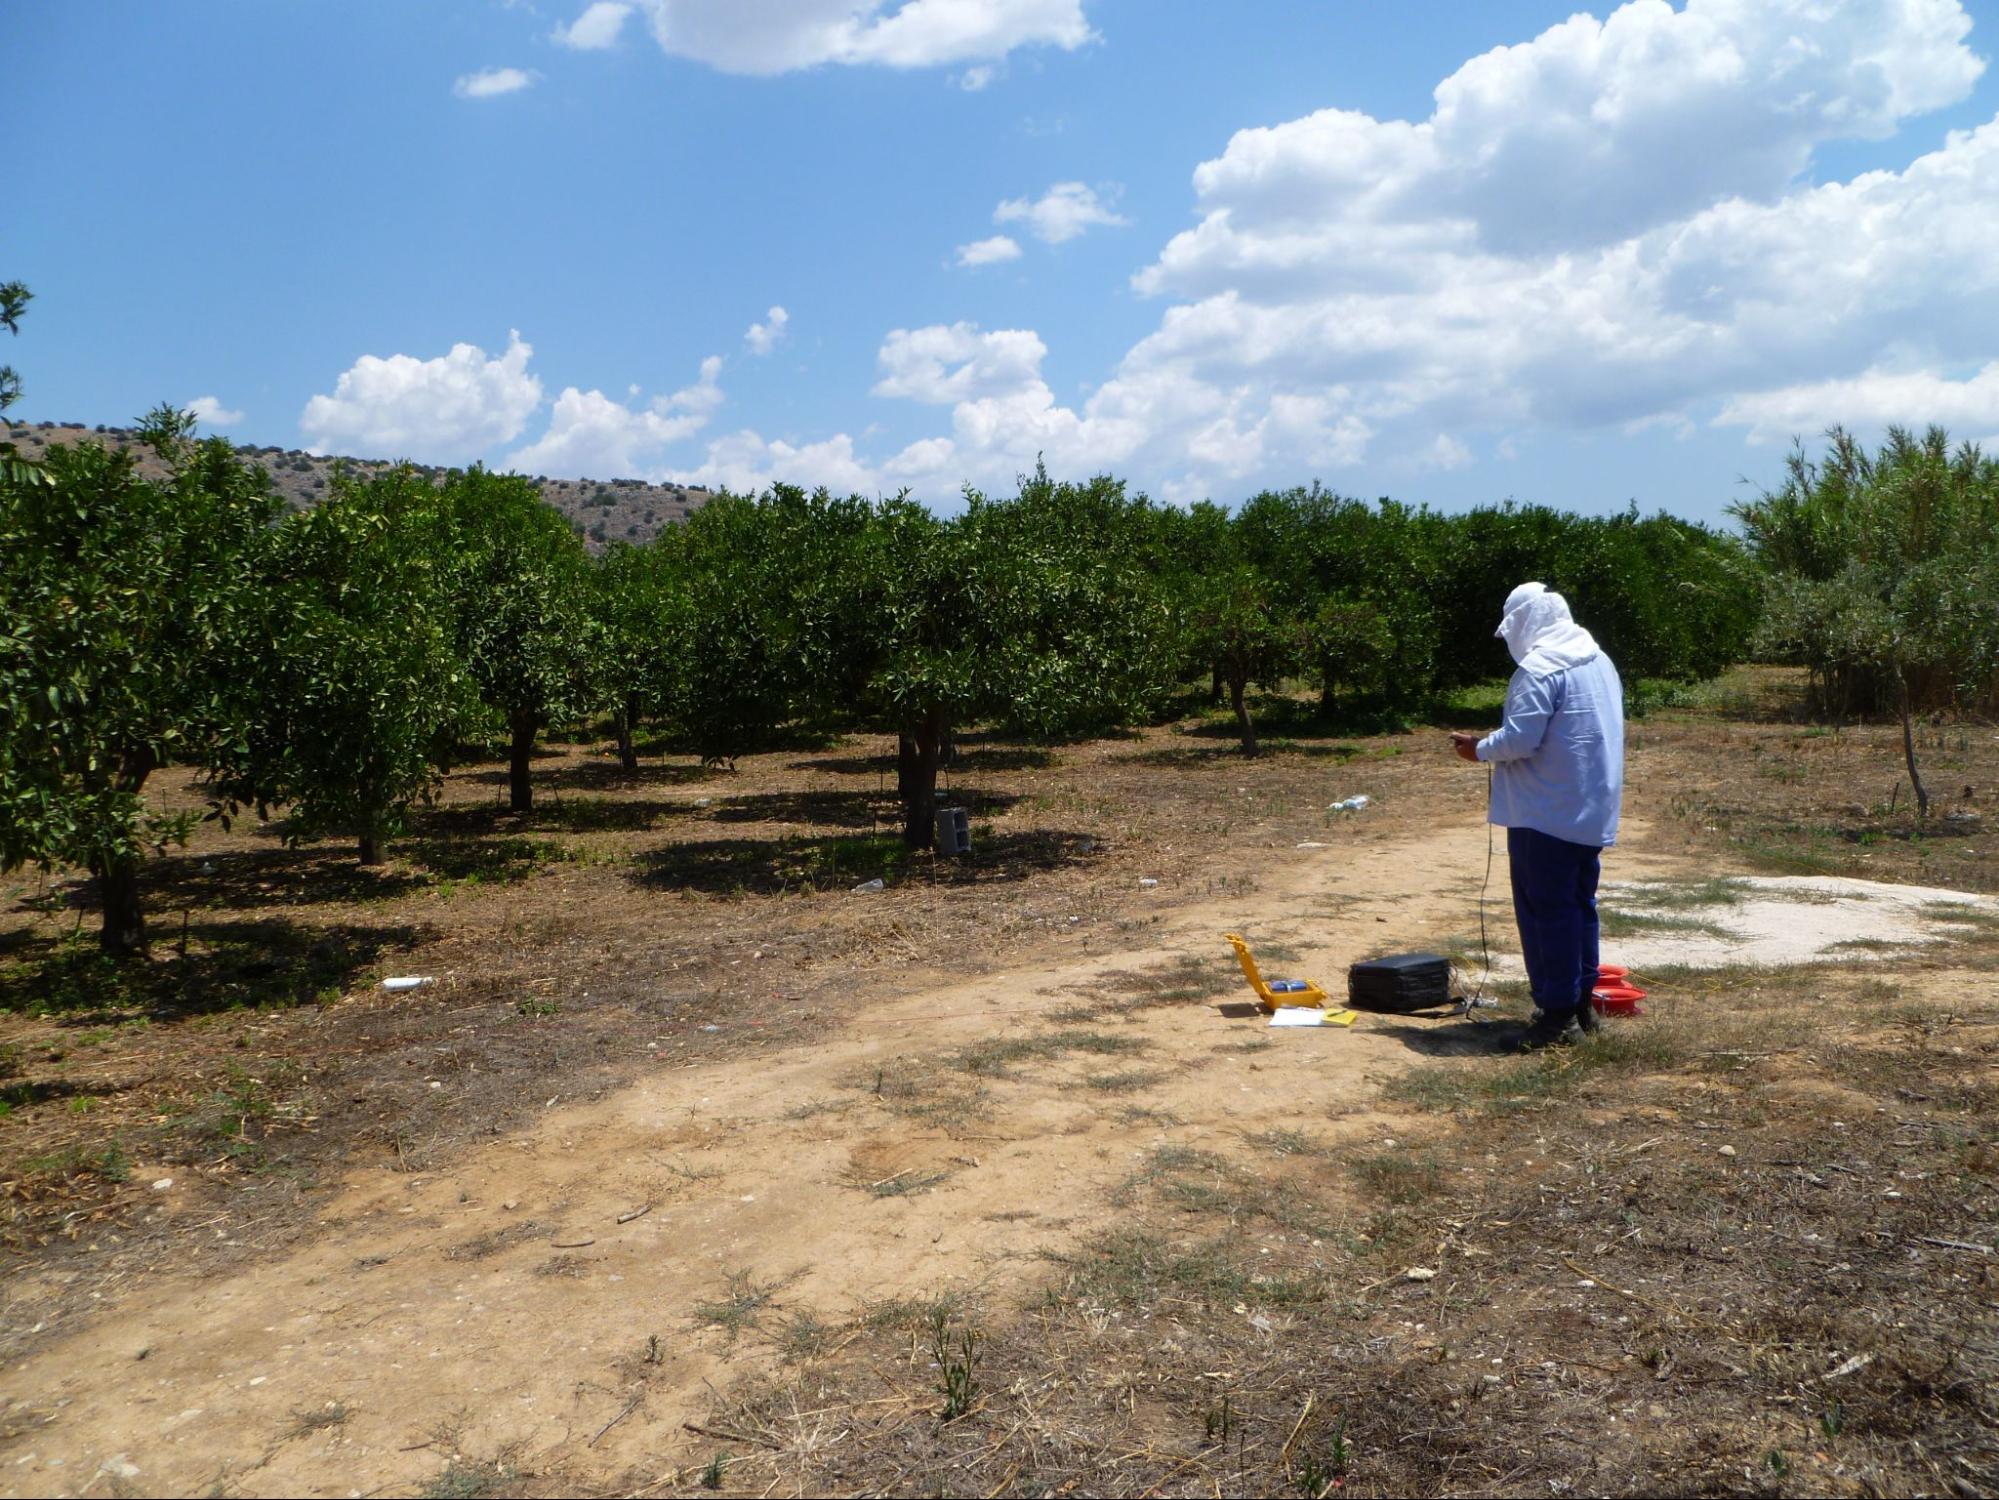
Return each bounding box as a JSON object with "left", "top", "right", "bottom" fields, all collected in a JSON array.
[
  {"left": 931, "top": 1307, "right": 980, "bottom": 1421},
  {"left": 693, "top": 1269, "right": 795, "bottom": 1345}
]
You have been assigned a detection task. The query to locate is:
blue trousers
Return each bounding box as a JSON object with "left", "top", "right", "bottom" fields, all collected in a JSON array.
[{"left": 1507, "top": 826, "right": 1601, "bottom": 1019}]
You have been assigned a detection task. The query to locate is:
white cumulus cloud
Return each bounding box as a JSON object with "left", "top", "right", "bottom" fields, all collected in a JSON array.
[
  {"left": 994, "top": 180, "right": 1126, "bottom": 244},
  {"left": 1717, "top": 361, "right": 1999, "bottom": 444},
  {"left": 508, "top": 355, "right": 724, "bottom": 478},
  {"left": 186, "top": 395, "right": 243, "bottom": 428},
  {"left": 744, "top": 306, "right": 790, "bottom": 355},
  {"left": 873, "top": 324, "right": 1048, "bottom": 404},
  {"left": 553, "top": 1, "right": 633, "bottom": 49},
  {"left": 301, "top": 331, "right": 544, "bottom": 463},
  {"left": 955, "top": 235, "right": 1022, "bottom": 267},
  {"left": 453, "top": 66, "right": 539, "bottom": 99},
  {"left": 520, "top": 1, "right": 1999, "bottom": 504},
  {"left": 629, "top": 0, "right": 1092, "bottom": 76}
]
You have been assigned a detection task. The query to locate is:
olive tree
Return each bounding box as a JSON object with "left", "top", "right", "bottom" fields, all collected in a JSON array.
[{"left": 0, "top": 408, "right": 279, "bottom": 954}]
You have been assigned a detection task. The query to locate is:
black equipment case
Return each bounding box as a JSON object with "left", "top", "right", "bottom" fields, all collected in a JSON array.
[{"left": 1347, "top": 952, "right": 1452, "bottom": 1013}]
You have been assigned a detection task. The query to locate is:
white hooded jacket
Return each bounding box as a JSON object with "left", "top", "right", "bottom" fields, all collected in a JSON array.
[
  {"left": 1496, "top": 581, "right": 1600, "bottom": 676},
  {"left": 1475, "top": 583, "right": 1625, "bottom": 847}
]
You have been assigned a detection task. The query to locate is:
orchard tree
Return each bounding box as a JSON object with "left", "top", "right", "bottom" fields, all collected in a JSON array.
[
  {"left": 0, "top": 408, "right": 280, "bottom": 954},
  {"left": 677, "top": 486, "right": 873, "bottom": 766},
  {"left": 587, "top": 540, "right": 690, "bottom": 773},
  {"left": 1186, "top": 563, "right": 1300, "bottom": 757},
  {"left": 831, "top": 481, "right": 1169, "bottom": 848},
  {"left": 214, "top": 467, "right": 474, "bottom": 863},
  {"left": 1741, "top": 426, "right": 1999, "bottom": 819},
  {"left": 441, "top": 468, "right": 592, "bottom": 813}
]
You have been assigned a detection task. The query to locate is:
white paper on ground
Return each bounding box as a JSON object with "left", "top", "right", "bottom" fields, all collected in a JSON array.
[
  {"left": 1268, "top": 1007, "right": 1327, "bottom": 1027},
  {"left": 381, "top": 976, "right": 433, "bottom": 991}
]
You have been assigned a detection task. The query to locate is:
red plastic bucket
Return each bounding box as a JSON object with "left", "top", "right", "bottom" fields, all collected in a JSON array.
[
  {"left": 1596, "top": 964, "right": 1629, "bottom": 982},
  {"left": 1591, "top": 983, "right": 1646, "bottom": 1017}
]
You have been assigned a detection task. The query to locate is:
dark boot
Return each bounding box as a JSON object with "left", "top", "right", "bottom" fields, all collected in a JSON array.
[{"left": 1512, "top": 1010, "right": 1581, "bottom": 1053}]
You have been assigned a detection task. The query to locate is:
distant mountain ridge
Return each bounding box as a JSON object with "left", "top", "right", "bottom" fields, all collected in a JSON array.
[{"left": 2, "top": 420, "right": 712, "bottom": 548}]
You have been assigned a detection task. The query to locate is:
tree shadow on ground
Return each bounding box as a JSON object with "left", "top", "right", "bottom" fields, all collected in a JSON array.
[
  {"left": 629, "top": 827, "right": 1099, "bottom": 897},
  {"left": 624, "top": 723, "right": 845, "bottom": 760},
  {"left": 420, "top": 796, "right": 696, "bottom": 837},
  {"left": 58, "top": 847, "right": 430, "bottom": 918},
  {"left": 708, "top": 787, "right": 1023, "bottom": 829},
  {"left": 0, "top": 1077, "right": 129, "bottom": 1109},
  {"left": 0, "top": 916, "right": 431, "bottom": 1022},
  {"left": 460, "top": 758, "right": 722, "bottom": 793},
  {"left": 795, "top": 745, "right": 1056, "bottom": 776}
]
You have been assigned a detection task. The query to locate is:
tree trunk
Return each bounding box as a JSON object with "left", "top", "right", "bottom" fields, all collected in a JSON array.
[
  {"left": 897, "top": 733, "right": 918, "bottom": 806},
  {"left": 1209, "top": 666, "right": 1224, "bottom": 705},
  {"left": 93, "top": 745, "right": 157, "bottom": 957},
  {"left": 357, "top": 820, "right": 386, "bottom": 867},
  {"left": 1230, "top": 676, "right": 1258, "bottom": 757},
  {"left": 1897, "top": 667, "right": 1930, "bottom": 822},
  {"left": 616, "top": 695, "right": 640, "bottom": 774},
  {"left": 95, "top": 858, "right": 147, "bottom": 958},
  {"left": 900, "top": 714, "right": 946, "bottom": 850},
  {"left": 509, "top": 716, "right": 538, "bottom": 813}
]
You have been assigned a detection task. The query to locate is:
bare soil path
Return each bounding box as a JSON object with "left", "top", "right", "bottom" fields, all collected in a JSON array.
[{"left": 0, "top": 816, "right": 1689, "bottom": 1497}]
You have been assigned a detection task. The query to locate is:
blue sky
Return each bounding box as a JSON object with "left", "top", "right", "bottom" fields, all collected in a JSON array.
[{"left": 10, "top": 0, "right": 1999, "bottom": 525}]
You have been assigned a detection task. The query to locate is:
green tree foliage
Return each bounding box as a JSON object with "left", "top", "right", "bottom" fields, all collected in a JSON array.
[
  {"left": 588, "top": 539, "right": 691, "bottom": 773},
  {"left": 679, "top": 472, "right": 1172, "bottom": 846},
  {"left": 0, "top": 280, "right": 50, "bottom": 490},
  {"left": 213, "top": 466, "right": 474, "bottom": 864},
  {"left": 1227, "top": 486, "right": 1757, "bottom": 705},
  {"left": 1309, "top": 591, "right": 1401, "bottom": 711},
  {"left": 1184, "top": 563, "right": 1299, "bottom": 757},
  {"left": 676, "top": 486, "right": 866, "bottom": 766},
  {"left": 0, "top": 280, "right": 27, "bottom": 413},
  {"left": 0, "top": 408, "right": 279, "bottom": 953},
  {"left": 441, "top": 469, "right": 592, "bottom": 813},
  {"left": 1735, "top": 426, "right": 1999, "bottom": 817}
]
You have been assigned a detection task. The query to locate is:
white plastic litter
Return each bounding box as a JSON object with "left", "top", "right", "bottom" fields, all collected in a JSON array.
[
  {"left": 852, "top": 878, "right": 885, "bottom": 893},
  {"left": 380, "top": 976, "right": 433, "bottom": 991},
  {"left": 1328, "top": 795, "right": 1371, "bottom": 812},
  {"left": 1138, "top": 877, "right": 1159, "bottom": 888},
  {"left": 1268, "top": 1007, "right": 1328, "bottom": 1027}
]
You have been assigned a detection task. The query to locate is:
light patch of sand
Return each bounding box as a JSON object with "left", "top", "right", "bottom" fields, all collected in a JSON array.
[{"left": 1597, "top": 875, "right": 1996, "bottom": 970}]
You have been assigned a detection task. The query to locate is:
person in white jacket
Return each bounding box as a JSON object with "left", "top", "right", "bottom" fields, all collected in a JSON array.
[{"left": 1450, "top": 582, "right": 1625, "bottom": 1050}]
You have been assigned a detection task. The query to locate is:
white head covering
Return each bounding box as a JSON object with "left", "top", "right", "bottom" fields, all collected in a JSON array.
[{"left": 1496, "top": 581, "right": 1600, "bottom": 676}]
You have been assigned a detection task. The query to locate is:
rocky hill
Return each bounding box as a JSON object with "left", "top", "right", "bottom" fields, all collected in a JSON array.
[{"left": 2, "top": 421, "right": 712, "bottom": 547}]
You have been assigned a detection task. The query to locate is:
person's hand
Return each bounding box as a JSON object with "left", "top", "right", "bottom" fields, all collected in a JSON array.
[{"left": 1448, "top": 731, "right": 1482, "bottom": 763}]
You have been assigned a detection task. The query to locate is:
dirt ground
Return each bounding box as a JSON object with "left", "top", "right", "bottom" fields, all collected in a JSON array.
[{"left": 1, "top": 670, "right": 1994, "bottom": 1497}]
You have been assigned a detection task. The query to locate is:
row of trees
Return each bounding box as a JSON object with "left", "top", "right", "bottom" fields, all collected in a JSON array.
[
  {"left": 1735, "top": 425, "right": 1999, "bottom": 818},
  {"left": 3, "top": 412, "right": 1761, "bottom": 957}
]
